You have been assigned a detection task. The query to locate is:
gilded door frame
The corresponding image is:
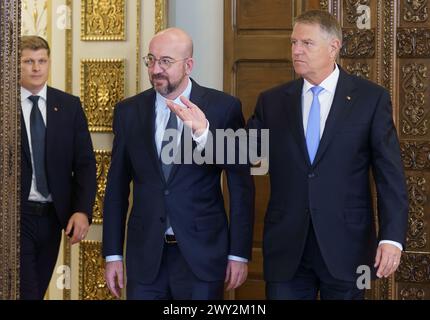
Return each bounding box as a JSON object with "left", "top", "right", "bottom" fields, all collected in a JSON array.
[{"left": 0, "top": 0, "right": 21, "bottom": 300}]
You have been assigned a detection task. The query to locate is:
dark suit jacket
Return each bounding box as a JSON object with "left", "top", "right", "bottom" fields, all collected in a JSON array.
[
  {"left": 248, "top": 67, "right": 409, "bottom": 282},
  {"left": 102, "top": 79, "right": 255, "bottom": 283},
  {"left": 21, "top": 86, "right": 96, "bottom": 228}
]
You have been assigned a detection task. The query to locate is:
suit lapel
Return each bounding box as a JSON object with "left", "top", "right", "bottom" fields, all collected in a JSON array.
[
  {"left": 46, "top": 87, "right": 61, "bottom": 163},
  {"left": 137, "top": 90, "right": 165, "bottom": 181},
  {"left": 312, "top": 68, "right": 357, "bottom": 166},
  {"left": 284, "top": 79, "right": 312, "bottom": 166},
  {"left": 21, "top": 112, "right": 31, "bottom": 166}
]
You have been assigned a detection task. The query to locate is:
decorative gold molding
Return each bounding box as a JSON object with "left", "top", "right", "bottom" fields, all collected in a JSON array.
[
  {"left": 79, "top": 241, "right": 116, "bottom": 300},
  {"left": 81, "top": 0, "right": 125, "bottom": 41},
  {"left": 0, "top": 0, "right": 20, "bottom": 300},
  {"left": 93, "top": 150, "right": 112, "bottom": 225},
  {"left": 65, "top": 0, "right": 73, "bottom": 94},
  {"left": 80, "top": 59, "right": 125, "bottom": 132},
  {"left": 155, "top": 0, "right": 168, "bottom": 34}
]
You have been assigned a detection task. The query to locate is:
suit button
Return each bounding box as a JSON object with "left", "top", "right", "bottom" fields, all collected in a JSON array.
[
  {"left": 160, "top": 217, "right": 165, "bottom": 223},
  {"left": 308, "top": 173, "right": 315, "bottom": 179},
  {"left": 164, "top": 190, "right": 170, "bottom": 196}
]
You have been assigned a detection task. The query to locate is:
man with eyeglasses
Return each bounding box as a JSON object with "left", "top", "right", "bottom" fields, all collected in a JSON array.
[
  {"left": 103, "top": 28, "right": 254, "bottom": 300},
  {"left": 19, "top": 35, "right": 96, "bottom": 299}
]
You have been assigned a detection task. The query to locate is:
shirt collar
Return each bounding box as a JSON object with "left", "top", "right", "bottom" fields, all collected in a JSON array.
[
  {"left": 21, "top": 83, "right": 48, "bottom": 103},
  {"left": 156, "top": 78, "right": 192, "bottom": 111},
  {"left": 302, "top": 64, "right": 339, "bottom": 95}
]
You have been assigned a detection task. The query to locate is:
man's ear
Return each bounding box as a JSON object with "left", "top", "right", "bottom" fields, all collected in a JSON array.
[
  {"left": 330, "top": 38, "right": 341, "bottom": 59},
  {"left": 185, "top": 58, "right": 194, "bottom": 75}
]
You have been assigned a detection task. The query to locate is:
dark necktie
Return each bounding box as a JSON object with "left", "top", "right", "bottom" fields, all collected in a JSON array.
[
  {"left": 160, "top": 110, "right": 178, "bottom": 232},
  {"left": 160, "top": 110, "right": 178, "bottom": 181},
  {"left": 29, "top": 95, "right": 50, "bottom": 197}
]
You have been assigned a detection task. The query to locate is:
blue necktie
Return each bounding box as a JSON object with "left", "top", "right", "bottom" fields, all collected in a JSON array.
[
  {"left": 306, "top": 86, "right": 324, "bottom": 164},
  {"left": 28, "top": 95, "right": 50, "bottom": 197}
]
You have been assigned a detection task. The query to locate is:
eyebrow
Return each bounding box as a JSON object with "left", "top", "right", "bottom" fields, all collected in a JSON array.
[{"left": 148, "top": 54, "right": 175, "bottom": 60}]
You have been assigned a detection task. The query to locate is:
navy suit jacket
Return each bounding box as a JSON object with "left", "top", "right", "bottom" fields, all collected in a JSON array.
[
  {"left": 102, "top": 80, "right": 255, "bottom": 283},
  {"left": 248, "top": 68, "right": 408, "bottom": 282},
  {"left": 21, "top": 86, "right": 96, "bottom": 228}
]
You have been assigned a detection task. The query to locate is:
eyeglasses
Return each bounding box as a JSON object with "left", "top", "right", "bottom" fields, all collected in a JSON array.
[
  {"left": 21, "top": 58, "right": 49, "bottom": 66},
  {"left": 143, "top": 54, "right": 189, "bottom": 70}
]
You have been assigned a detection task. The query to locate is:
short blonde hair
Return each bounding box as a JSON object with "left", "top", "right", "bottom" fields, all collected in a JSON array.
[
  {"left": 295, "top": 10, "right": 342, "bottom": 43},
  {"left": 20, "top": 35, "right": 50, "bottom": 56}
]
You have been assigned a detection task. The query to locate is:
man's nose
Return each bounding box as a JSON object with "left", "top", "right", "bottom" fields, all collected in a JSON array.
[
  {"left": 32, "top": 63, "right": 41, "bottom": 71},
  {"left": 292, "top": 43, "right": 303, "bottom": 55},
  {"left": 152, "top": 61, "right": 164, "bottom": 73}
]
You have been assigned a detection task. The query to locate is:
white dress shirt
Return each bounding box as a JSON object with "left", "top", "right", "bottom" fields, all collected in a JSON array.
[
  {"left": 301, "top": 64, "right": 402, "bottom": 251},
  {"left": 107, "top": 79, "right": 247, "bottom": 262},
  {"left": 21, "top": 84, "right": 53, "bottom": 203}
]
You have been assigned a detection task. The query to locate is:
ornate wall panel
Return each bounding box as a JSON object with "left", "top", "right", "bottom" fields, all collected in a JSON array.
[
  {"left": 79, "top": 241, "right": 116, "bottom": 300},
  {"left": 81, "top": 0, "right": 125, "bottom": 40},
  {"left": 0, "top": 0, "right": 20, "bottom": 300},
  {"left": 400, "top": 62, "right": 429, "bottom": 137},
  {"left": 93, "top": 150, "right": 112, "bottom": 224},
  {"left": 80, "top": 59, "right": 125, "bottom": 132}
]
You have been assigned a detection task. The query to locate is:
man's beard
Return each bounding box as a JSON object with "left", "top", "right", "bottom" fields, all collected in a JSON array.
[{"left": 150, "top": 73, "right": 186, "bottom": 96}]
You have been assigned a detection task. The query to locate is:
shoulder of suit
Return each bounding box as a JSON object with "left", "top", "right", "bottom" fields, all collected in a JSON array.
[
  {"left": 47, "top": 86, "right": 80, "bottom": 101},
  {"left": 203, "top": 87, "right": 239, "bottom": 106},
  {"left": 260, "top": 79, "right": 301, "bottom": 97},
  {"left": 115, "top": 89, "right": 152, "bottom": 110}
]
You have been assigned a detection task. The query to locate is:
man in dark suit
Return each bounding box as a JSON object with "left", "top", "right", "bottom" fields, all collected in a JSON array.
[
  {"left": 103, "top": 28, "right": 254, "bottom": 300},
  {"left": 20, "top": 36, "right": 96, "bottom": 300},
  {"left": 248, "top": 10, "right": 409, "bottom": 299}
]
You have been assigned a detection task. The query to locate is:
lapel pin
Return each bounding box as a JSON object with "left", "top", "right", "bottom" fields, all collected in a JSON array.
[
  {"left": 346, "top": 96, "right": 351, "bottom": 101},
  {"left": 54, "top": 107, "right": 58, "bottom": 111}
]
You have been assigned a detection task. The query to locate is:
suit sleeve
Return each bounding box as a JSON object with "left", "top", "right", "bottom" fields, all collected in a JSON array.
[
  {"left": 246, "top": 93, "right": 267, "bottom": 166},
  {"left": 370, "top": 89, "right": 409, "bottom": 248},
  {"left": 224, "top": 99, "right": 255, "bottom": 260},
  {"left": 71, "top": 97, "right": 97, "bottom": 222},
  {"left": 102, "top": 104, "right": 132, "bottom": 257}
]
